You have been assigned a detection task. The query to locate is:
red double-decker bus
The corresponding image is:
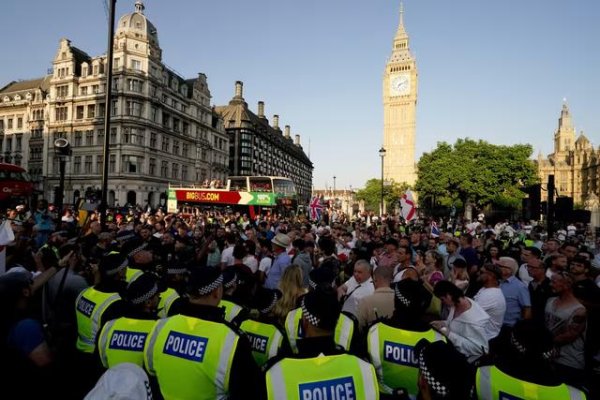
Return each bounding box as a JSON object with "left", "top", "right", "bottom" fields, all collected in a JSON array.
[{"left": 0, "top": 163, "right": 34, "bottom": 206}]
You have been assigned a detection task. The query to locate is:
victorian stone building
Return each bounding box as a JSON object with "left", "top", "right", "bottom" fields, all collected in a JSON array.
[
  {"left": 0, "top": 1, "right": 228, "bottom": 207},
  {"left": 214, "top": 81, "right": 313, "bottom": 203},
  {"left": 537, "top": 102, "right": 600, "bottom": 205}
]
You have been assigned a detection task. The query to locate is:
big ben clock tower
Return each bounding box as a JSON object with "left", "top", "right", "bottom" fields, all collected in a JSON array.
[{"left": 383, "top": 3, "right": 417, "bottom": 185}]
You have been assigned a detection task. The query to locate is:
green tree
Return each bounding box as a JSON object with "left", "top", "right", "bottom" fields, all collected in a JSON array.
[
  {"left": 415, "top": 139, "right": 538, "bottom": 210},
  {"left": 356, "top": 179, "right": 409, "bottom": 213}
]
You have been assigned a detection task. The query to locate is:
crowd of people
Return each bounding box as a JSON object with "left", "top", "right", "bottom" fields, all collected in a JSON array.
[{"left": 0, "top": 199, "right": 599, "bottom": 399}]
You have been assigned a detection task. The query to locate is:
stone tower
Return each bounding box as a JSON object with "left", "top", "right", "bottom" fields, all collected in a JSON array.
[{"left": 382, "top": 2, "right": 418, "bottom": 185}]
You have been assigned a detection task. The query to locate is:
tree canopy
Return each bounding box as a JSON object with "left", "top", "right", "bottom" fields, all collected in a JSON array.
[
  {"left": 415, "top": 139, "right": 538, "bottom": 209},
  {"left": 355, "top": 179, "right": 410, "bottom": 213}
]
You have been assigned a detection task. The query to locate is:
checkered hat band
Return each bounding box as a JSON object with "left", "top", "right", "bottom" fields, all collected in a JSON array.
[
  {"left": 394, "top": 286, "right": 411, "bottom": 307},
  {"left": 301, "top": 298, "right": 320, "bottom": 327},
  {"left": 510, "top": 333, "right": 527, "bottom": 354},
  {"left": 260, "top": 293, "right": 279, "bottom": 314},
  {"left": 223, "top": 273, "right": 238, "bottom": 289},
  {"left": 167, "top": 267, "right": 188, "bottom": 275},
  {"left": 128, "top": 242, "right": 148, "bottom": 257},
  {"left": 106, "top": 259, "right": 128, "bottom": 276},
  {"left": 131, "top": 284, "right": 158, "bottom": 305},
  {"left": 511, "top": 332, "right": 556, "bottom": 360},
  {"left": 419, "top": 352, "right": 449, "bottom": 397},
  {"left": 198, "top": 274, "right": 223, "bottom": 296},
  {"left": 117, "top": 233, "right": 135, "bottom": 242}
]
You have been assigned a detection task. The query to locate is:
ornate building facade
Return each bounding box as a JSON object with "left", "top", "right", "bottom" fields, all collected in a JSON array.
[
  {"left": 382, "top": 3, "right": 418, "bottom": 185},
  {"left": 537, "top": 102, "right": 600, "bottom": 205},
  {"left": 214, "top": 81, "right": 313, "bottom": 203},
  {"left": 0, "top": 1, "right": 228, "bottom": 208}
]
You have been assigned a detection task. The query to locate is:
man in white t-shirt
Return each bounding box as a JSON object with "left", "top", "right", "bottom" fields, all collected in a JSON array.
[
  {"left": 474, "top": 263, "right": 506, "bottom": 341},
  {"left": 220, "top": 233, "right": 237, "bottom": 268},
  {"left": 337, "top": 259, "right": 374, "bottom": 317},
  {"left": 257, "top": 238, "right": 273, "bottom": 285}
]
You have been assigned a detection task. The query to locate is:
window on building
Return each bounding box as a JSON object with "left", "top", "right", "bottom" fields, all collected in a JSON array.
[
  {"left": 161, "top": 136, "right": 169, "bottom": 152},
  {"left": 182, "top": 143, "right": 189, "bottom": 157},
  {"left": 16, "top": 118, "right": 22, "bottom": 129},
  {"left": 123, "top": 155, "right": 139, "bottom": 173},
  {"left": 151, "top": 106, "right": 158, "bottom": 122},
  {"left": 56, "top": 85, "right": 69, "bottom": 98},
  {"left": 76, "top": 106, "right": 84, "bottom": 120},
  {"left": 173, "top": 119, "right": 180, "bottom": 132},
  {"left": 86, "top": 104, "right": 95, "bottom": 119},
  {"left": 7, "top": 119, "right": 12, "bottom": 129},
  {"left": 92, "top": 84, "right": 100, "bottom": 94},
  {"left": 128, "top": 79, "right": 143, "bottom": 93},
  {"left": 110, "top": 128, "right": 117, "bottom": 143},
  {"left": 161, "top": 161, "right": 168, "bottom": 177},
  {"left": 109, "top": 154, "right": 116, "bottom": 173},
  {"left": 172, "top": 163, "right": 179, "bottom": 179},
  {"left": 55, "top": 107, "right": 68, "bottom": 121},
  {"left": 111, "top": 100, "right": 118, "bottom": 116},
  {"left": 98, "top": 103, "right": 105, "bottom": 119},
  {"left": 15, "top": 136, "right": 22, "bottom": 151},
  {"left": 80, "top": 86, "right": 88, "bottom": 95},
  {"left": 74, "top": 131, "right": 82, "bottom": 146},
  {"left": 86, "top": 130, "right": 94, "bottom": 145},
  {"left": 126, "top": 101, "right": 142, "bottom": 117},
  {"left": 162, "top": 113, "right": 170, "bottom": 127},
  {"left": 73, "top": 156, "right": 81, "bottom": 174},
  {"left": 84, "top": 156, "right": 92, "bottom": 173},
  {"left": 113, "top": 58, "right": 120, "bottom": 69},
  {"left": 173, "top": 140, "right": 180, "bottom": 155},
  {"left": 93, "top": 64, "right": 99, "bottom": 75},
  {"left": 149, "top": 158, "right": 156, "bottom": 176},
  {"left": 183, "top": 122, "right": 189, "bottom": 135},
  {"left": 131, "top": 59, "right": 142, "bottom": 70},
  {"left": 150, "top": 132, "right": 157, "bottom": 148},
  {"left": 96, "top": 156, "right": 103, "bottom": 174},
  {"left": 97, "top": 129, "right": 105, "bottom": 144},
  {"left": 182, "top": 165, "right": 188, "bottom": 181}
]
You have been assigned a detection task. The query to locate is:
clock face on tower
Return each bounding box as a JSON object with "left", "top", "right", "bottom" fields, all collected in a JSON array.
[{"left": 390, "top": 73, "right": 410, "bottom": 96}]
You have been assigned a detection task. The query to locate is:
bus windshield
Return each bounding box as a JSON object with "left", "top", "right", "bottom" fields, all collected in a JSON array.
[
  {"left": 273, "top": 178, "right": 296, "bottom": 196},
  {"left": 249, "top": 177, "right": 273, "bottom": 192}
]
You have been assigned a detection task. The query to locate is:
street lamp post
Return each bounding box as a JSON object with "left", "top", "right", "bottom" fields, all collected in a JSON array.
[
  {"left": 333, "top": 176, "right": 336, "bottom": 194},
  {"left": 53, "top": 138, "right": 72, "bottom": 217},
  {"left": 379, "top": 147, "right": 386, "bottom": 216}
]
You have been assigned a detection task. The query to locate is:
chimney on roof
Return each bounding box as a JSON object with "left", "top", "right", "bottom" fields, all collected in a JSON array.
[
  {"left": 273, "top": 115, "right": 280, "bottom": 130},
  {"left": 257, "top": 101, "right": 265, "bottom": 118},
  {"left": 284, "top": 125, "right": 291, "bottom": 138},
  {"left": 295, "top": 134, "right": 301, "bottom": 146},
  {"left": 234, "top": 81, "right": 243, "bottom": 98}
]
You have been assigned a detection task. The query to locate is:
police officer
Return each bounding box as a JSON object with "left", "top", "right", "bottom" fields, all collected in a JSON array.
[
  {"left": 239, "top": 287, "right": 288, "bottom": 368},
  {"left": 75, "top": 252, "right": 127, "bottom": 354},
  {"left": 285, "top": 267, "right": 357, "bottom": 353},
  {"left": 97, "top": 273, "right": 160, "bottom": 368},
  {"left": 265, "top": 286, "right": 379, "bottom": 399},
  {"left": 366, "top": 279, "right": 442, "bottom": 398},
  {"left": 219, "top": 266, "right": 249, "bottom": 326},
  {"left": 476, "top": 319, "right": 587, "bottom": 399},
  {"left": 157, "top": 264, "right": 187, "bottom": 318},
  {"left": 143, "top": 267, "right": 263, "bottom": 399},
  {"left": 414, "top": 339, "right": 473, "bottom": 400}
]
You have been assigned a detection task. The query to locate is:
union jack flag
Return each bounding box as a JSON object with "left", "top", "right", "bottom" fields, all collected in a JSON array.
[
  {"left": 309, "top": 196, "right": 323, "bottom": 221},
  {"left": 430, "top": 221, "right": 440, "bottom": 238}
]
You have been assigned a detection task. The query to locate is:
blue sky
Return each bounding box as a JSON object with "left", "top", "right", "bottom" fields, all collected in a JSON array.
[{"left": 1, "top": 0, "right": 598, "bottom": 190}]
